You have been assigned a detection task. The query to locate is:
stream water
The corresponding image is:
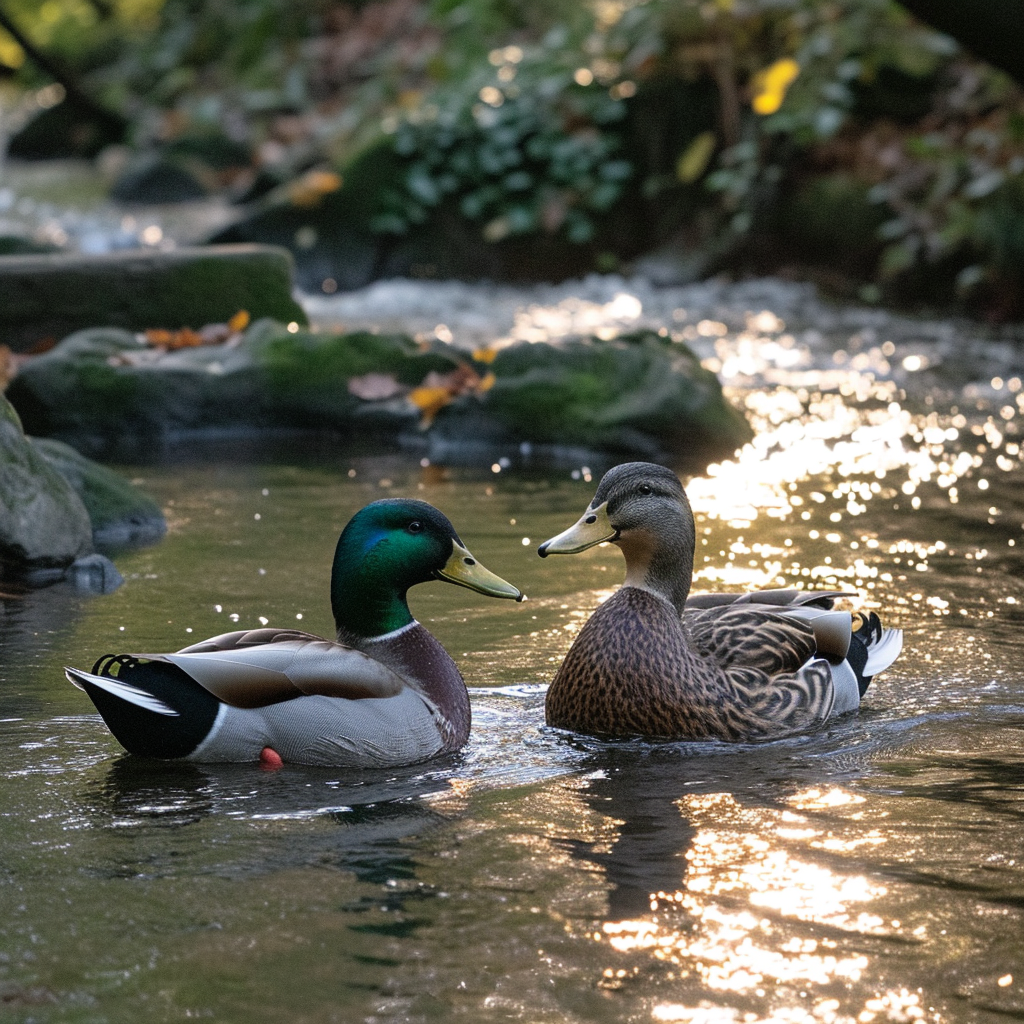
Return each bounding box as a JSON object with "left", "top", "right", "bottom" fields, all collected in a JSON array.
[{"left": 2, "top": 235, "right": 1024, "bottom": 1017}]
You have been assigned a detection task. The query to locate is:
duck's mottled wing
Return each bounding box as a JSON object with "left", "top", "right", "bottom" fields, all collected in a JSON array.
[
  {"left": 731, "top": 659, "right": 836, "bottom": 737},
  {"left": 685, "top": 588, "right": 854, "bottom": 611},
  {"left": 147, "top": 639, "right": 407, "bottom": 708},
  {"left": 685, "top": 605, "right": 819, "bottom": 677}
]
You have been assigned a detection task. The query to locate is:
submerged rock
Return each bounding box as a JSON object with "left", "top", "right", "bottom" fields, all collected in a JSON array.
[
  {"left": 24, "top": 554, "right": 125, "bottom": 595},
  {"left": 6, "top": 318, "right": 749, "bottom": 464}
]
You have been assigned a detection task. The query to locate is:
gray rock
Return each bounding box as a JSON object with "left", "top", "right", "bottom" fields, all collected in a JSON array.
[
  {"left": 64, "top": 553, "right": 125, "bottom": 595},
  {"left": 30, "top": 438, "right": 166, "bottom": 549},
  {"left": 0, "top": 395, "right": 93, "bottom": 568},
  {"left": 110, "top": 153, "right": 209, "bottom": 204},
  {"left": 5, "top": 317, "right": 750, "bottom": 465}
]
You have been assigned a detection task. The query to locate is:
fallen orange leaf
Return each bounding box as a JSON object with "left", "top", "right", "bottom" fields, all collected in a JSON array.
[
  {"left": 228, "top": 310, "right": 250, "bottom": 332},
  {"left": 408, "top": 385, "right": 454, "bottom": 426},
  {"left": 289, "top": 170, "right": 343, "bottom": 208}
]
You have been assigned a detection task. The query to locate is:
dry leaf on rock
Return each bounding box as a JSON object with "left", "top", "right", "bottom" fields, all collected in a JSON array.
[
  {"left": 347, "top": 372, "right": 405, "bottom": 400},
  {"left": 141, "top": 311, "right": 251, "bottom": 351}
]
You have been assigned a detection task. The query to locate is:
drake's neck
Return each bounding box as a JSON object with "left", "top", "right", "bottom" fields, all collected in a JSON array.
[{"left": 331, "top": 561, "right": 414, "bottom": 640}]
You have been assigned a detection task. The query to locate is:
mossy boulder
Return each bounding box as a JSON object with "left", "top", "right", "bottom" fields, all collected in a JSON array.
[
  {"left": 0, "top": 391, "right": 162, "bottom": 588},
  {"left": 0, "top": 394, "right": 93, "bottom": 569},
  {"left": 209, "top": 141, "right": 616, "bottom": 291},
  {"left": 6, "top": 98, "right": 126, "bottom": 161},
  {"left": 6, "top": 319, "right": 749, "bottom": 464},
  {"left": 482, "top": 330, "right": 751, "bottom": 459},
  {"left": 0, "top": 245, "right": 307, "bottom": 353},
  {"left": 30, "top": 438, "right": 166, "bottom": 549},
  {"left": 6, "top": 321, "right": 454, "bottom": 442}
]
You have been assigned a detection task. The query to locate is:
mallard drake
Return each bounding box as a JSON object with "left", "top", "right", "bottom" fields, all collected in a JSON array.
[
  {"left": 537, "top": 462, "right": 902, "bottom": 741},
  {"left": 66, "top": 498, "right": 523, "bottom": 767}
]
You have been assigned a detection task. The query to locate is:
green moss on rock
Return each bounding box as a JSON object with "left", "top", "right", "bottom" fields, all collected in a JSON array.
[
  {"left": 30, "top": 438, "right": 166, "bottom": 549},
  {"left": 484, "top": 330, "right": 751, "bottom": 458},
  {"left": 0, "top": 245, "right": 307, "bottom": 353},
  {"left": 7, "top": 320, "right": 749, "bottom": 464},
  {"left": 0, "top": 395, "right": 93, "bottom": 569}
]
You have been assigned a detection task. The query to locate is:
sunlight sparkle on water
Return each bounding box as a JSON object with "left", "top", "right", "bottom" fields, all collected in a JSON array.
[{"left": 581, "top": 789, "right": 928, "bottom": 1021}]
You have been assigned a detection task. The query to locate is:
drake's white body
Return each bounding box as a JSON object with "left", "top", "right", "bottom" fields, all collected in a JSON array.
[{"left": 190, "top": 687, "right": 448, "bottom": 766}]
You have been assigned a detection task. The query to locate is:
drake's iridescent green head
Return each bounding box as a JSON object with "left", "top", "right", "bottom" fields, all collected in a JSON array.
[{"left": 331, "top": 498, "right": 522, "bottom": 639}]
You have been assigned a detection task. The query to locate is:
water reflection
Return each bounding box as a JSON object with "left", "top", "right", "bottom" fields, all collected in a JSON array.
[
  {"left": 540, "top": 742, "right": 943, "bottom": 1021},
  {"left": 80, "top": 755, "right": 461, "bottom": 889},
  {"left": 0, "top": 582, "right": 102, "bottom": 720}
]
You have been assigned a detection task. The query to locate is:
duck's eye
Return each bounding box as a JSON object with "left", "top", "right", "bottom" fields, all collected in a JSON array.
[
  {"left": 639, "top": 483, "right": 653, "bottom": 495},
  {"left": 408, "top": 520, "right": 424, "bottom": 534}
]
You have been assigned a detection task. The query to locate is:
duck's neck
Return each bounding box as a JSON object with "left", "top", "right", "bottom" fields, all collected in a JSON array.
[
  {"left": 330, "top": 545, "right": 415, "bottom": 641},
  {"left": 619, "top": 517, "right": 694, "bottom": 615}
]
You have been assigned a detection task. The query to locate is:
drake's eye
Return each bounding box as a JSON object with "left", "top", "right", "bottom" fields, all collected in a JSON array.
[
  {"left": 408, "top": 521, "right": 424, "bottom": 534},
  {"left": 639, "top": 484, "right": 653, "bottom": 495}
]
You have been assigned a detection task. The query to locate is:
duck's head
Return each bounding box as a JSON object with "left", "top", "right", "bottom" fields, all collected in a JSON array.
[
  {"left": 332, "top": 498, "right": 523, "bottom": 639},
  {"left": 537, "top": 462, "right": 695, "bottom": 611}
]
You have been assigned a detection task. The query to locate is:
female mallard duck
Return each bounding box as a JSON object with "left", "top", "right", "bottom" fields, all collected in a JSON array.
[
  {"left": 537, "top": 462, "right": 902, "bottom": 741},
  {"left": 65, "top": 498, "right": 523, "bottom": 767}
]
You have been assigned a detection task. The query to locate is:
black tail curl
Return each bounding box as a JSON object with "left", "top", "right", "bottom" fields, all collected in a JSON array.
[
  {"left": 847, "top": 612, "right": 884, "bottom": 697},
  {"left": 83, "top": 655, "right": 219, "bottom": 759}
]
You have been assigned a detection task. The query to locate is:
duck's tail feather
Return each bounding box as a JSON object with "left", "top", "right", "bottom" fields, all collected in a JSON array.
[
  {"left": 863, "top": 627, "right": 903, "bottom": 678},
  {"left": 65, "top": 666, "right": 179, "bottom": 716},
  {"left": 847, "top": 613, "right": 903, "bottom": 696},
  {"left": 66, "top": 656, "right": 221, "bottom": 759}
]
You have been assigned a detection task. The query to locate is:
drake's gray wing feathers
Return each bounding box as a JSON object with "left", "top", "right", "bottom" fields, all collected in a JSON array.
[
  {"left": 175, "top": 628, "right": 329, "bottom": 653},
  {"left": 144, "top": 640, "right": 407, "bottom": 708}
]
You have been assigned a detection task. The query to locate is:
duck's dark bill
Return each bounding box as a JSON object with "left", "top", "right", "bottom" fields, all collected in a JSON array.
[
  {"left": 537, "top": 502, "right": 616, "bottom": 557},
  {"left": 436, "top": 541, "right": 524, "bottom": 600}
]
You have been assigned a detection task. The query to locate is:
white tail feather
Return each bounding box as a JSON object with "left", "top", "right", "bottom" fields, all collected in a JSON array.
[
  {"left": 64, "top": 667, "right": 179, "bottom": 717},
  {"left": 863, "top": 628, "right": 903, "bottom": 677}
]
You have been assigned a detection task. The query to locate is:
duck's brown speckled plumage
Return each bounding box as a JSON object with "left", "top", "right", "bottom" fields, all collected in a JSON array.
[
  {"left": 548, "top": 587, "right": 834, "bottom": 740},
  {"left": 540, "top": 462, "right": 902, "bottom": 742}
]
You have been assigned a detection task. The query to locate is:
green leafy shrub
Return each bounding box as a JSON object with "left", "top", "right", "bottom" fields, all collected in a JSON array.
[{"left": 370, "top": 36, "right": 633, "bottom": 245}]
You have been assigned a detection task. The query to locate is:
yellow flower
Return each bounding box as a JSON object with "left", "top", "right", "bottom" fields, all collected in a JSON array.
[{"left": 751, "top": 58, "right": 800, "bottom": 115}]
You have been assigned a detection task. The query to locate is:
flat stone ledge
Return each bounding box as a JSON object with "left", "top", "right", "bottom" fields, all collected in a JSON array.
[{"left": 0, "top": 244, "right": 308, "bottom": 352}]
